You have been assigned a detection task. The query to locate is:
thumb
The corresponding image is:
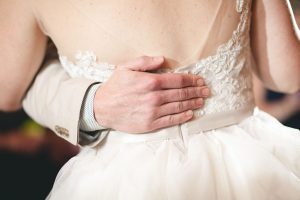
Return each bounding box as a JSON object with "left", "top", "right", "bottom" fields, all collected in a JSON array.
[{"left": 117, "top": 56, "right": 164, "bottom": 71}]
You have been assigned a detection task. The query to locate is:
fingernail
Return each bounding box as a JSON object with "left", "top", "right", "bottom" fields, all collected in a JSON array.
[
  {"left": 197, "top": 79, "right": 204, "bottom": 86},
  {"left": 185, "top": 110, "right": 193, "bottom": 117},
  {"left": 202, "top": 88, "right": 210, "bottom": 96},
  {"left": 197, "top": 98, "right": 203, "bottom": 105}
]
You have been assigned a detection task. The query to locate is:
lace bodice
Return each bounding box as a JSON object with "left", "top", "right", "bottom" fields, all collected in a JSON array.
[{"left": 59, "top": 0, "right": 255, "bottom": 117}]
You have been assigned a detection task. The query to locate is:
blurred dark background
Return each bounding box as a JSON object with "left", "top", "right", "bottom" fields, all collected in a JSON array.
[
  {"left": 0, "top": 111, "right": 79, "bottom": 199},
  {"left": 0, "top": 1, "right": 299, "bottom": 200}
]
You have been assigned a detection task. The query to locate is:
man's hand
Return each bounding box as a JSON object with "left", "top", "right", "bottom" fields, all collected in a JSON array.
[{"left": 94, "top": 56, "right": 210, "bottom": 133}]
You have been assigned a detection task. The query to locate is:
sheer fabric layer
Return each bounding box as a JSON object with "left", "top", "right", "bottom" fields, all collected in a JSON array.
[
  {"left": 47, "top": 109, "right": 300, "bottom": 200},
  {"left": 47, "top": 0, "right": 300, "bottom": 199}
]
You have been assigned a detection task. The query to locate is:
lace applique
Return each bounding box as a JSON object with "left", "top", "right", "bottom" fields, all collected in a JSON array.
[
  {"left": 169, "top": 0, "right": 254, "bottom": 115},
  {"left": 59, "top": 51, "right": 115, "bottom": 82},
  {"left": 59, "top": 0, "right": 254, "bottom": 116}
]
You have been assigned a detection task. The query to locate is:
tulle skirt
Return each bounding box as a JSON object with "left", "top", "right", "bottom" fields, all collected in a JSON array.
[{"left": 47, "top": 108, "right": 300, "bottom": 200}]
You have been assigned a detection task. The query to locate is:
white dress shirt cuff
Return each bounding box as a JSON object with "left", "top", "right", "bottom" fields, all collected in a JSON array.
[{"left": 79, "top": 83, "right": 108, "bottom": 145}]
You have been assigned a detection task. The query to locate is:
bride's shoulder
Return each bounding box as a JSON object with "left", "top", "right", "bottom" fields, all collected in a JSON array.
[
  {"left": 0, "top": 0, "right": 41, "bottom": 28},
  {"left": 0, "top": 0, "right": 33, "bottom": 14}
]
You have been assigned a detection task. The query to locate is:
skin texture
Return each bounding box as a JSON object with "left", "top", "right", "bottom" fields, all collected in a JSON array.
[
  {"left": 0, "top": 1, "right": 47, "bottom": 111},
  {"left": 251, "top": 0, "right": 300, "bottom": 93},
  {"left": 94, "top": 56, "right": 210, "bottom": 132},
  {"left": 0, "top": 0, "right": 299, "bottom": 132}
]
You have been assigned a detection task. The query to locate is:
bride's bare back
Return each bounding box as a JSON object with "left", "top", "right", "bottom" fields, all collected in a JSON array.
[
  {"left": 34, "top": 0, "right": 239, "bottom": 68},
  {"left": 0, "top": 0, "right": 299, "bottom": 111}
]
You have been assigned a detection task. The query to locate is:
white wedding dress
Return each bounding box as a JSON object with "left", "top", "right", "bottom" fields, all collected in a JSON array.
[{"left": 47, "top": 1, "right": 300, "bottom": 199}]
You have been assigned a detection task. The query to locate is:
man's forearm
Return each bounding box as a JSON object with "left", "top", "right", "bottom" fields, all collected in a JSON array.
[{"left": 22, "top": 60, "right": 100, "bottom": 145}]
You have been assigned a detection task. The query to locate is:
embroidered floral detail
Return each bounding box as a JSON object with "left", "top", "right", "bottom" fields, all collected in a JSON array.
[
  {"left": 59, "top": 51, "right": 116, "bottom": 82},
  {"left": 59, "top": 0, "right": 254, "bottom": 117},
  {"left": 170, "top": 1, "right": 255, "bottom": 115}
]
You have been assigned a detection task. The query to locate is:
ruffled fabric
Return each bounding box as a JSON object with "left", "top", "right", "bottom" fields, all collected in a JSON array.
[{"left": 47, "top": 109, "right": 300, "bottom": 200}]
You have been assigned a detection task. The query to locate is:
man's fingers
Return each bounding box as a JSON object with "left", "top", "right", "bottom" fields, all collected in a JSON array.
[
  {"left": 154, "top": 73, "right": 205, "bottom": 89},
  {"left": 162, "top": 86, "right": 210, "bottom": 103},
  {"left": 148, "top": 86, "right": 210, "bottom": 105},
  {"left": 150, "top": 110, "right": 194, "bottom": 130},
  {"left": 117, "top": 56, "right": 164, "bottom": 71},
  {"left": 156, "top": 98, "right": 203, "bottom": 117}
]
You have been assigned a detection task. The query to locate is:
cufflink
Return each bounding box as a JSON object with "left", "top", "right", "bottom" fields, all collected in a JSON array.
[{"left": 55, "top": 125, "right": 70, "bottom": 138}]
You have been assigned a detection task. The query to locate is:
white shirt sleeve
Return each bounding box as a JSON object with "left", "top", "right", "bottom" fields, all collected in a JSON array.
[{"left": 78, "top": 83, "right": 108, "bottom": 145}]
